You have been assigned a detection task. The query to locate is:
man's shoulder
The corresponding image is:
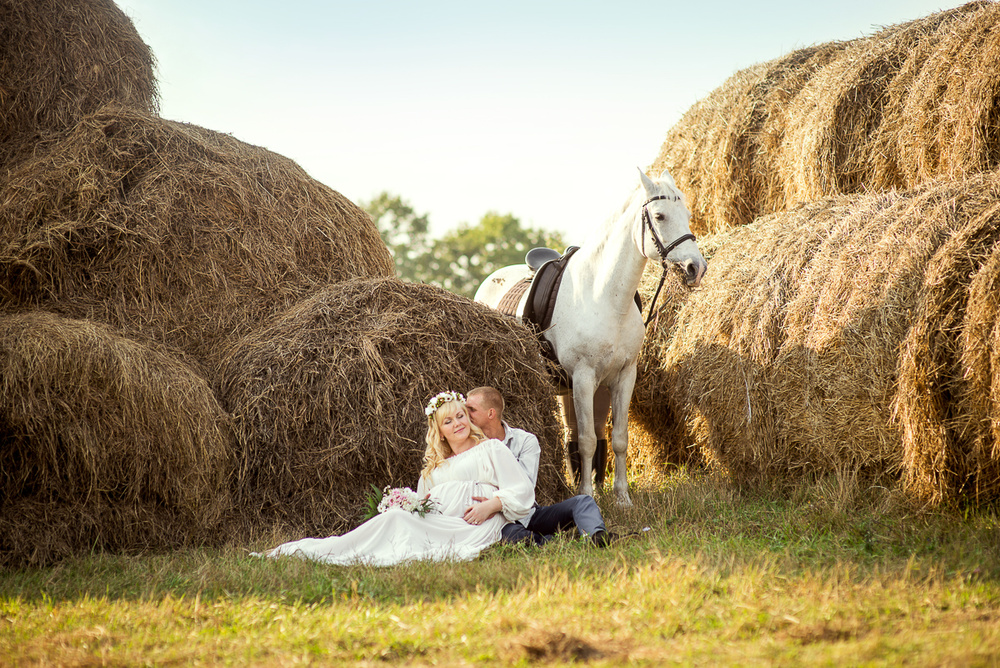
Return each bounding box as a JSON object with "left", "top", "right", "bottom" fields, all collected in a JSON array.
[{"left": 503, "top": 423, "right": 540, "bottom": 448}]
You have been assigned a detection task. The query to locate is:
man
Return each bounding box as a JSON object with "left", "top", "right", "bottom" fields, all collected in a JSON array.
[{"left": 465, "top": 386, "right": 615, "bottom": 547}]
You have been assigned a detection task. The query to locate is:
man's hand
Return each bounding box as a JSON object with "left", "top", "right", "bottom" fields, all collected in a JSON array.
[{"left": 465, "top": 496, "right": 502, "bottom": 525}]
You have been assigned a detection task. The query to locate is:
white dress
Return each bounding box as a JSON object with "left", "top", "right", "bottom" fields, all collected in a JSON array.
[{"left": 259, "top": 439, "right": 535, "bottom": 566}]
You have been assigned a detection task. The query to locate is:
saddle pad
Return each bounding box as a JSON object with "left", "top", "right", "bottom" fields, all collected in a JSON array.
[{"left": 496, "top": 277, "right": 532, "bottom": 318}]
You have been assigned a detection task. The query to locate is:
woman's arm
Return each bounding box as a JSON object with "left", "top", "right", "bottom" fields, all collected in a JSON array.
[{"left": 483, "top": 440, "right": 536, "bottom": 522}]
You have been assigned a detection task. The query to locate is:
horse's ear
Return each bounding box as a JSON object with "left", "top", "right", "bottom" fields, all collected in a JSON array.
[
  {"left": 638, "top": 168, "right": 655, "bottom": 195},
  {"left": 660, "top": 169, "right": 677, "bottom": 187}
]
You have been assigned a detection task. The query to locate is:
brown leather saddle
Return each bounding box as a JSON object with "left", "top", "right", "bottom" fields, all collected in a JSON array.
[
  {"left": 496, "top": 247, "right": 647, "bottom": 388},
  {"left": 495, "top": 247, "right": 646, "bottom": 387}
]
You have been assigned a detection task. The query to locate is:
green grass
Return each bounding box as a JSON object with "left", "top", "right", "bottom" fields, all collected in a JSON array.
[{"left": 3, "top": 470, "right": 1000, "bottom": 666}]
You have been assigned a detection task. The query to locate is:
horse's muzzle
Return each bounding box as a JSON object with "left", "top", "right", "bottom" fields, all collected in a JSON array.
[{"left": 682, "top": 257, "right": 707, "bottom": 287}]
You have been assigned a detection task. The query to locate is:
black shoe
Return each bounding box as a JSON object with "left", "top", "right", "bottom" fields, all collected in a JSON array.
[
  {"left": 591, "top": 529, "right": 643, "bottom": 547},
  {"left": 590, "top": 530, "right": 613, "bottom": 547}
]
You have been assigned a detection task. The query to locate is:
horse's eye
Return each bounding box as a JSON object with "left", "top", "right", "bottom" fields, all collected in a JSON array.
[{"left": 654, "top": 213, "right": 665, "bottom": 221}]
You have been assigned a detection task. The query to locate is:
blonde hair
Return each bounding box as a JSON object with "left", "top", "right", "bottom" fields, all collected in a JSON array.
[{"left": 420, "top": 397, "right": 485, "bottom": 480}]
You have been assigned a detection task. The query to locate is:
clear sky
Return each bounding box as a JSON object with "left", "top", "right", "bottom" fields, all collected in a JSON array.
[{"left": 115, "top": 0, "right": 965, "bottom": 242}]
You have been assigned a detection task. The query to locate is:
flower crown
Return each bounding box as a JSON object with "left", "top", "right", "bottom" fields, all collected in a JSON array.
[{"left": 425, "top": 391, "right": 465, "bottom": 417}]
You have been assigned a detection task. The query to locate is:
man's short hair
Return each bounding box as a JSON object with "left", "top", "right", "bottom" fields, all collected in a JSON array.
[{"left": 468, "top": 386, "right": 504, "bottom": 416}]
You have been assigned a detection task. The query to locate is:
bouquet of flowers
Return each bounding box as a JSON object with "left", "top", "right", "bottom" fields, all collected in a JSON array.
[{"left": 362, "top": 484, "right": 438, "bottom": 521}]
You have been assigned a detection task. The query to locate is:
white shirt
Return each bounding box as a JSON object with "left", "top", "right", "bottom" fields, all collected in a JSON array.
[{"left": 500, "top": 422, "right": 541, "bottom": 525}]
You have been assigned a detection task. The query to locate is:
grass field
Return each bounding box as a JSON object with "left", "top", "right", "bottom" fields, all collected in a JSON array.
[{"left": 2, "top": 469, "right": 999, "bottom": 666}]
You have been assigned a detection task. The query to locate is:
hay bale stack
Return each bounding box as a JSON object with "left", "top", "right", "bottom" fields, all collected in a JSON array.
[
  {"left": 217, "top": 277, "right": 568, "bottom": 539},
  {"left": 0, "top": 311, "right": 235, "bottom": 567},
  {"left": 0, "top": 106, "right": 394, "bottom": 373},
  {"left": 778, "top": 10, "right": 968, "bottom": 206},
  {"left": 889, "top": 1, "right": 1000, "bottom": 185},
  {"left": 651, "top": 42, "right": 850, "bottom": 236},
  {"left": 0, "top": 0, "right": 157, "bottom": 167},
  {"left": 652, "top": 1, "right": 993, "bottom": 234},
  {"left": 634, "top": 173, "right": 1000, "bottom": 503},
  {"left": 896, "top": 175, "right": 1000, "bottom": 504}
]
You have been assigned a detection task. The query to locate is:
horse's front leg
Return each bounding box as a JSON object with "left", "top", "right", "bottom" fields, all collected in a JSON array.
[
  {"left": 571, "top": 372, "right": 598, "bottom": 498},
  {"left": 609, "top": 365, "right": 637, "bottom": 506}
]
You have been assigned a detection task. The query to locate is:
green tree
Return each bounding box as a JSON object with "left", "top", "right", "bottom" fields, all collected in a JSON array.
[
  {"left": 421, "top": 212, "right": 566, "bottom": 298},
  {"left": 360, "top": 192, "right": 432, "bottom": 284},
  {"left": 362, "top": 193, "right": 566, "bottom": 298}
]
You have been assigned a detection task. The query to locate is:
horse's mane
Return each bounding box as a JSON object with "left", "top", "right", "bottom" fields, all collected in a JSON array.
[{"left": 588, "top": 175, "right": 683, "bottom": 252}]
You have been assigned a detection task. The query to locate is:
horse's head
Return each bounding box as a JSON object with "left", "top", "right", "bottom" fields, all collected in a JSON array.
[{"left": 636, "top": 169, "right": 707, "bottom": 287}]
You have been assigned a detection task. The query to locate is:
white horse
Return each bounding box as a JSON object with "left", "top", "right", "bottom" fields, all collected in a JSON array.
[{"left": 475, "top": 170, "right": 707, "bottom": 504}]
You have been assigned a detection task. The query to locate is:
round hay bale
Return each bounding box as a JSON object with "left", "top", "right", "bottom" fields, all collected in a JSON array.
[
  {"left": 0, "top": 106, "right": 394, "bottom": 373},
  {"left": 777, "top": 13, "right": 960, "bottom": 205},
  {"left": 217, "top": 277, "right": 568, "bottom": 540},
  {"left": 0, "top": 311, "right": 235, "bottom": 567},
  {"left": 892, "top": 1, "right": 1000, "bottom": 185},
  {"left": 0, "top": 0, "right": 157, "bottom": 167},
  {"left": 633, "top": 174, "right": 1000, "bottom": 503},
  {"left": 651, "top": 42, "right": 849, "bottom": 236},
  {"left": 871, "top": 1, "right": 993, "bottom": 186},
  {"left": 652, "top": 2, "right": 993, "bottom": 234},
  {"left": 896, "top": 173, "right": 1000, "bottom": 505}
]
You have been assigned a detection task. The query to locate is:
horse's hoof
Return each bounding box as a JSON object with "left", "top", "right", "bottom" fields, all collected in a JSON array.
[{"left": 615, "top": 493, "right": 633, "bottom": 508}]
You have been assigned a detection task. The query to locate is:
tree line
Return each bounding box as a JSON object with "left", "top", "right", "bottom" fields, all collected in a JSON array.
[{"left": 362, "top": 192, "right": 566, "bottom": 298}]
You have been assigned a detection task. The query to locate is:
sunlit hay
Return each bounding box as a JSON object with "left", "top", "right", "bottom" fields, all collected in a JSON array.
[
  {"left": 652, "top": 2, "right": 993, "bottom": 234},
  {"left": 771, "top": 185, "right": 970, "bottom": 483},
  {"left": 0, "top": 311, "right": 235, "bottom": 567},
  {"left": 634, "top": 175, "right": 1000, "bottom": 501},
  {"left": 896, "top": 173, "right": 1000, "bottom": 505},
  {"left": 0, "top": 0, "right": 157, "bottom": 168},
  {"left": 649, "top": 61, "right": 768, "bottom": 236},
  {"left": 655, "top": 205, "right": 839, "bottom": 485},
  {"left": 777, "top": 14, "right": 957, "bottom": 205},
  {"left": 871, "top": 1, "right": 993, "bottom": 186},
  {"left": 893, "top": 2, "right": 1000, "bottom": 186},
  {"left": 0, "top": 106, "right": 393, "bottom": 373},
  {"left": 650, "top": 44, "right": 850, "bottom": 236},
  {"left": 217, "top": 278, "right": 569, "bottom": 540}
]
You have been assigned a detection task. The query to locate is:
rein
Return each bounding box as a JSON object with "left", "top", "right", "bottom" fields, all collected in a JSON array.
[{"left": 641, "top": 195, "right": 696, "bottom": 327}]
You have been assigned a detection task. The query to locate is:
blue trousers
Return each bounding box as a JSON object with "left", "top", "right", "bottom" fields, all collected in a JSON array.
[{"left": 500, "top": 495, "right": 606, "bottom": 546}]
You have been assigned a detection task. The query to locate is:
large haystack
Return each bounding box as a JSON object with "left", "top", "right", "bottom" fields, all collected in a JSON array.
[
  {"left": 651, "top": 1, "right": 994, "bottom": 234},
  {"left": 0, "top": 311, "right": 235, "bottom": 567},
  {"left": 218, "top": 278, "right": 569, "bottom": 540},
  {"left": 896, "top": 176, "right": 1000, "bottom": 505},
  {"left": 652, "top": 42, "right": 850, "bottom": 236},
  {"left": 0, "top": 0, "right": 157, "bottom": 168},
  {"left": 0, "top": 106, "right": 394, "bottom": 374},
  {"left": 633, "top": 173, "right": 1000, "bottom": 505}
]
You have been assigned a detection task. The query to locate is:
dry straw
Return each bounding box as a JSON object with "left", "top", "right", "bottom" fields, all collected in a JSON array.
[
  {"left": 633, "top": 173, "right": 1000, "bottom": 505},
  {"left": 0, "top": 106, "right": 394, "bottom": 373},
  {"left": 0, "top": 3, "right": 569, "bottom": 566},
  {"left": 218, "top": 277, "right": 569, "bottom": 542},
  {"left": 0, "top": 0, "right": 158, "bottom": 168},
  {"left": 651, "top": 1, "right": 996, "bottom": 235},
  {"left": 0, "top": 312, "right": 235, "bottom": 567}
]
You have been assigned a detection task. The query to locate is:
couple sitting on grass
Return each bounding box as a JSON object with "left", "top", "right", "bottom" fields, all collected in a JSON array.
[{"left": 257, "top": 387, "right": 620, "bottom": 566}]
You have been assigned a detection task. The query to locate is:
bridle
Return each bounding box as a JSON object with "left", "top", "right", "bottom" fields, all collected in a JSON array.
[{"left": 641, "top": 194, "right": 697, "bottom": 327}]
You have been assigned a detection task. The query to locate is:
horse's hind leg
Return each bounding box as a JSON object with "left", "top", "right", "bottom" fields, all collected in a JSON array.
[
  {"left": 592, "top": 386, "right": 611, "bottom": 486},
  {"left": 557, "top": 392, "right": 581, "bottom": 483},
  {"left": 560, "top": 388, "right": 611, "bottom": 487}
]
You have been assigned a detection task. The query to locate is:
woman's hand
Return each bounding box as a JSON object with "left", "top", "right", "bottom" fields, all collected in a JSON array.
[{"left": 464, "top": 496, "right": 502, "bottom": 525}]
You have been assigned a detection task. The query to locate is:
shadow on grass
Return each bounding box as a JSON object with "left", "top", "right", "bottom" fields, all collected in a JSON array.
[{"left": 2, "top": 471, "right": 999, "bottom": 605}]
